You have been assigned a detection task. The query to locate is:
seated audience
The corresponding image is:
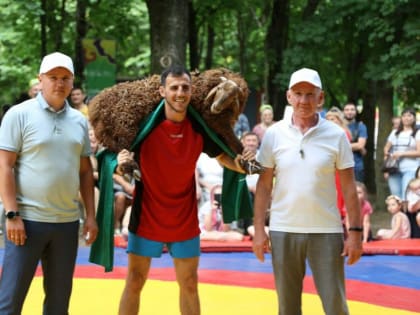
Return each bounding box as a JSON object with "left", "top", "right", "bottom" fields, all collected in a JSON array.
[
  {"left": 196, "top": 152, "right": 224, "bottom": 203},
  {"left": 376, "top": 195, "right": 411, "bottom": 240},
  {"left": 344, "top": 181, "right": 373, "bottom": 242},
  {"left": 405, "top": 177, "right": 420, "bottom": 238},
  {"left": 198, "top": 185, "right": 244, "bottom": 242}
]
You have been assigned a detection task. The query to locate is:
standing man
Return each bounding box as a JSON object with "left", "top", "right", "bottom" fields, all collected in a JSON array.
[
  {"left": 0, "top": 52, "right": 98, "bottom": 314},
  {"left": 70, "top": 86, "right": 89, "bottom": 118},
  {"left": 252, "top": 68, "right": 363, "bottom": 315},
  {"left": 343, "top": 102, "right": 367, "bottom": 182},
  {"left": 116, "top": 65, "right": 254, "bottom": 315}
]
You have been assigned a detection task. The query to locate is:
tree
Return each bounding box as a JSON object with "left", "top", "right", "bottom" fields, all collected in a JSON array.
[
  {"left": 265, "top": 0, "right": 289, "bottom": 119},
  {"left": 145, "top": 0, "right": 189, "bottom": 74}
]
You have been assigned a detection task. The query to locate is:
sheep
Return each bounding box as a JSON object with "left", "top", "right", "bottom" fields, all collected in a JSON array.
[{"left": 88, "top": 68, "right": 263, "bottom": 174}]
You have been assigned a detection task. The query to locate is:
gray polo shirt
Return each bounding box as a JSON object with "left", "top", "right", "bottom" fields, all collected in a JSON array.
[{"left": 0, "top": 93, "right": 91, "bottom": 223}]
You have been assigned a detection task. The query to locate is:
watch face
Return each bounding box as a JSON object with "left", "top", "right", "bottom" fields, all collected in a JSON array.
[{"left": 5, "top": 211, "right": 17, "bottom": 219}]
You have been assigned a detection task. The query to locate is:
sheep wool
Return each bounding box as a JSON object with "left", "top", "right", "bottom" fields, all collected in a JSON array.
[{"left": 88, "top": 68, "right": 249, "bottom": 156}]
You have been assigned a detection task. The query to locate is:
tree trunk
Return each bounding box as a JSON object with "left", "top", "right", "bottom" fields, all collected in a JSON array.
[
  {"left": 374, "top": 82, "right": 394, "bottom": 209},
  {"left": 188, "top": 0, "right": 199, "bottom": 70},
  {"left": 40, "top": 0, "right": 47, "bottom": 57},
  {"left": 74, "top": 0, "right": 87, "bottom": 84},
  {"left": 54, "top": 0, "right": 66, "bottom": 51},
  {"left": 145, "top": 0, "right": 189, "bottom": 74},
  {"left": 205, "top": 24, "right": 214, "bottom": 70},
  {"left": 237, "top": 11, "right": 246, "bottom": 75},
  {"left": 265, "top": 0, "right": 289, "bottom": 120},
  {"left": 359, "top": 81, "right": 376, "bottom": 194}
]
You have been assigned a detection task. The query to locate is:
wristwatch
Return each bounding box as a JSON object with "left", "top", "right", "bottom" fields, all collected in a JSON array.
[{"left": 4, "top": 211, "right": 20, "bottom": 219}]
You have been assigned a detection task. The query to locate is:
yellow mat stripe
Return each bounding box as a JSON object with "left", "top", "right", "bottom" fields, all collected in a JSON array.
[{"left": 22, "top": 278, "right": 416, "bottom": 315}]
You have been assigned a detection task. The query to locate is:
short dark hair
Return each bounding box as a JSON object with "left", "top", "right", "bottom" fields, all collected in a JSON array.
[
  {"left": 160, "top": 65, "right": 191, "bottom": 85},
  {"left": 71, "top": 86, "right": 84, "bottom": 93}
]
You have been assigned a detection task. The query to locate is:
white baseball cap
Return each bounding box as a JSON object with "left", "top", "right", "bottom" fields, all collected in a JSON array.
[
  {"left": 289, "top": 68, "right": 322, "bottom": 89},
  {"left": 39, "top": 52, "right": 74, "bottom": 75}
]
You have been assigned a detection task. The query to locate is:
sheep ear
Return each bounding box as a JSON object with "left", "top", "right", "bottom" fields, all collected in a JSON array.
[
  {"left": 220, "top": 76, "right": 227, "bottom": 82},
  {"left": 205, "top": 85, "right": 218, "bottom": 102}
]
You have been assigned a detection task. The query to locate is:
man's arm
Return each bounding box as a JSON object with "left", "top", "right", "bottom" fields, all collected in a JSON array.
[
  {"left": 252, "top": 167, "right": 274, "bottom": 262},
  {"left": 351, "top": 123, "right": 367, "bottom": 153},
  {"left": 0, "top": 149, "right": 26, "bottom": 244},
  {"left": 79, "top": 156, "right": 98, "bottom": 245},
  {"left": 338, "top": 167, "right": 363, "bottom": 265},
  {"left": 216, "top": 149, "right": 255, "bottom": 173}
]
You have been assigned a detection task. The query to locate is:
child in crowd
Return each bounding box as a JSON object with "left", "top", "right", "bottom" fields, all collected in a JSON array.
[
  {"left": 198, "top": 185, "right": 244, "bottom": 241},
  {"left": 406, "top": 177, "right": 420, "bottom": 230},
  {"left": 376, "top": 195, "right": 411, "bottom": 240},
  {"left": 345, "top": 181, "right": 373, "bottom": 242}
]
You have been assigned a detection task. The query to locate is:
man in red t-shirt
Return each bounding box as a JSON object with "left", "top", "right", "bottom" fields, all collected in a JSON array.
[{"left": 116, "top": 65, "right": 254, "bottom": 315}]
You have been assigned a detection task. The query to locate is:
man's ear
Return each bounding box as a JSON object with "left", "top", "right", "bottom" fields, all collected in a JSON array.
[
  {"left": 318, "top": 90, "right": 325, "bottom": 105},
  {"left": 286, "top": 89, "right": 292, "bottom": 104},
  {"left": 159, "top": 85, "right": 165, "bottom": 98}
]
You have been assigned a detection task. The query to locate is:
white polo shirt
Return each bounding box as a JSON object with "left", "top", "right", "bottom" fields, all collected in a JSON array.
[{"left": 257, "top": 116, "right": 354, "bottom": 233}]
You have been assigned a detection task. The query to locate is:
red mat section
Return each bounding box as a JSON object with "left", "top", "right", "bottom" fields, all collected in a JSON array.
[
  {"left": 115, "top": 237, "right": 420, "bottom": 255},
  {"left": 362, "top": 239, "right": 420, "bottom": 255},
  {"left": 200, "top": 238, "right": 420, "bottom": 255}
]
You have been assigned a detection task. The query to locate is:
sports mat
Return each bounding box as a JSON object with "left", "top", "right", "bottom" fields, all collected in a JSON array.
[{"left": 1, "top": 247, "right": 419, "bottom": 314}]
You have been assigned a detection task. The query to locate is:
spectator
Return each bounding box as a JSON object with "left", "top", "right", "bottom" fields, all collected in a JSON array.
[
  {"left": 376, "top": 195, "right": 411, "bottom": 240},
  {"left": 197, "top": 152, "right": 224, "bottom": 203},
  {"left": 27, "top": 78, "right": 41, "bottom": 99},
  {"left": 253, "top": 67, "right": 362, "bottom": 315},
  {"left": 241, "top": 132, "right": 260, "bottom": 194},
  {"left": 240, "top": 131, "right": 260, "bottom": 234},
  {"left": 343, "top": 102, "right": 367, "bottom": 182},
  {"left": 70, "top": 87, "right": 89, "bottom": 118},
  {"left": 112, "top": 173, "right": 135, "bottom": 247},
  {"left": 405, "top": 177, "right": 420, "bottom": 238},
  {"left": 252, "top": 104, "right": 275, "bottom": 144},
  {"left": 88, "top": 128, "right": 100, "bottom": 212},
  {"left": 326, "top": 107, "right": 352, "bottom": 222},
  {"left": 233, "top": 112, "right": 250, "bottom": 139},
  {"left": 383, "top": 108, "right": 420, "bottom": 199},
  {"left": 198, "top": 185, "right": 244, "bottom": 241},
  {"left": 0, "top": 52, "right": 98, "bottom": 314},
  {"left": 344, "top": 181, "right": 373, "bottom": 243},
  {"left": 392, "top": 116, "right": 401, "bottom": 130}
]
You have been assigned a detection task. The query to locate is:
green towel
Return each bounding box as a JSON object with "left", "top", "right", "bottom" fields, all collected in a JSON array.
[{"left": 89, "top": 100, "right": 252, "bottom": 272}]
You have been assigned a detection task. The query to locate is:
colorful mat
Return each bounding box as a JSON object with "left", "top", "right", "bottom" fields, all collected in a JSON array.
[{"left": 1, "top": 247, "right": 418, "bottom": 314}]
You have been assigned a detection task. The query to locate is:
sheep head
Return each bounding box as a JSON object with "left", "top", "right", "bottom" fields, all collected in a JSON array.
[{"left": 205, "top": 76, "right": 241, "bottom": 125}]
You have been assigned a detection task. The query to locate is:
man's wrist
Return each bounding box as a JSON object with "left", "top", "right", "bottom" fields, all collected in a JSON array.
[{"left": 4, "top": 210, "right": 20, "bottom": 219}]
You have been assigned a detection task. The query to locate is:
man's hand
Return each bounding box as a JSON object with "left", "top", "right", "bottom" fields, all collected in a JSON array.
[
  {"left": 252, "top": 229, "right": 270, "bottom": 263},
  {"left": 6, "top": 217, "right": 27, "bottom": 246},
  {"left": 342, "top": 231, "right": 363, "bottom": 265},
  {"left": 83, "top": 216, "right": 98, "bottom": 245}
]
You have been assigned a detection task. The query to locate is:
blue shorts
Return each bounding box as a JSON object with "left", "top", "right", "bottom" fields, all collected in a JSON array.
[{"left": 127, "top": 232, "right": 200, "bottom": 258}]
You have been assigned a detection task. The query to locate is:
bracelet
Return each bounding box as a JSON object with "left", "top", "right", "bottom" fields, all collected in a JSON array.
[{"left": 349, "top": 226, "right": 363, "bottom": 232}]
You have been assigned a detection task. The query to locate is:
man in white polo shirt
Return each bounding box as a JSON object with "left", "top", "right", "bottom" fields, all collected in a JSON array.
[
  {"left": 0, "top": 52, "right": 98, "bottom": 314},
  {"left": 252, "top": 68, "right": 363, "bottom": 315}
]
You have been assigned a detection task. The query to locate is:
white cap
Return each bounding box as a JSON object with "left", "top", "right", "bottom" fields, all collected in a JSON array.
[
  {"left": 39, "top": 52, "right": 74, "bottom": 75},
  {"left": 289, "top": 68, "right": 322, "bottom": 89}
]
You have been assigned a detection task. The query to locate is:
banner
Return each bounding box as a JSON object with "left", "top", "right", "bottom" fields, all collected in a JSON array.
[{"left": 83, "top": 39, "right": 116, "bottom": 98}]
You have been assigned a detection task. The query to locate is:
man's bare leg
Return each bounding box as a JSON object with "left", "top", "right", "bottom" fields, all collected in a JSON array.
[
  {"left": 118, "top": 254, "right": 151, "bottom": 315},
  {"left": 174, "top": 257, "right": 200, "bottom": 315}
]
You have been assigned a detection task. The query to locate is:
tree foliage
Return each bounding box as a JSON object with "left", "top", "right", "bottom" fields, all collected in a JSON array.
[{"left": 0, "top": 0, "right": 418, "bottom": 197}]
